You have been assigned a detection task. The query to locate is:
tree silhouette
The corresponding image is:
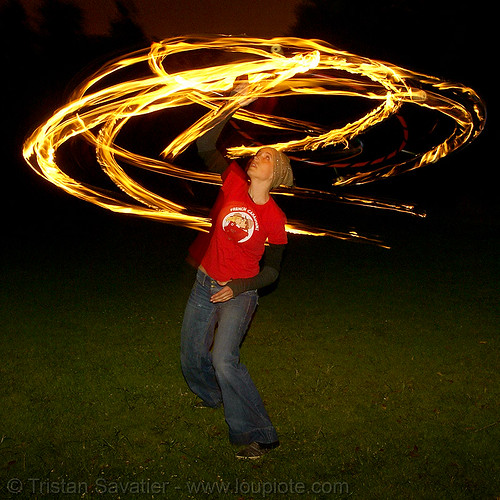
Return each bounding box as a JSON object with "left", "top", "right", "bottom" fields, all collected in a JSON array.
[
  {"left": 109, "top": 0, "right": 146, "bottom": 47},
  {"left": 38, "top": 0, "right": 84, "bottom": 39},
  {"left": 2, "top": 0, "right": 150, "bottom": 214}
]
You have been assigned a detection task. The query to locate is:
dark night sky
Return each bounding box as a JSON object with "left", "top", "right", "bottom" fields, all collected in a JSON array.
[
  {"left": 19, "top": 0, "right": 303, "bottom": 38},
  {"left": 10, "top": 0, "right": 497, "bottom": 228}
]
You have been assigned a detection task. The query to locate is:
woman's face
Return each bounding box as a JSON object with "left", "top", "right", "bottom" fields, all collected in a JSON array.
[{"left": 247, "top": 147, "right": 275, "bottom": 183}]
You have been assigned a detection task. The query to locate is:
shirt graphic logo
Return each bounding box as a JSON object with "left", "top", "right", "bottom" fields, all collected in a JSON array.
[{"left": 222, "top": 209, "right": 255, "bottom": 243}]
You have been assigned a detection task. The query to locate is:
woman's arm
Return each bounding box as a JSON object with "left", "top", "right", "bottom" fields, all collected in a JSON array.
[
  {"left": 210, "top": 244, "right": 286, "bottom": 302},
  {"left": 197, "top": 79, "right": 256, "bottom": 174},
  {"left": 196, "top": 114, "right": 232, "bottom": 174}
]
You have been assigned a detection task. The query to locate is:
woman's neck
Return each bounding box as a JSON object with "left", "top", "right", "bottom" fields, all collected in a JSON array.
[{"left": 248, "top": 181, "right": 271, "bottom": 205}]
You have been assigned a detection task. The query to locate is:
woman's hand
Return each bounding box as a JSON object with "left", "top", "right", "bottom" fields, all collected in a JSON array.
[{"left": 210, "top": 285, "right": 234, "bottom": 303}]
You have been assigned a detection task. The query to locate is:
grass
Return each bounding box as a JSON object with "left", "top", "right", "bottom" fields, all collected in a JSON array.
[{"left": 1, "top": 205, "right": 498, "bottom": 499}]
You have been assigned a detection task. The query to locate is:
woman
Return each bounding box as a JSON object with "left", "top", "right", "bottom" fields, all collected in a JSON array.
[{"left": 180, "top": 119, "right": 293, "bottom": 459}]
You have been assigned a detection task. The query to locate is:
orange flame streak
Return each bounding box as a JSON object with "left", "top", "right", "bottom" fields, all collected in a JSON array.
[{"left": 23, "top": 36, "right": 485, "bottom": 243}]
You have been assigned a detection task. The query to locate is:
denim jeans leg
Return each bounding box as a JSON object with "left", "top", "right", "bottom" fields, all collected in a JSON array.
[
  {"left": 180, "top": 272, "right": 223, "bottom": 407},
  {"left": 212, "top": 290, "right": 279, "bottom": 446}
]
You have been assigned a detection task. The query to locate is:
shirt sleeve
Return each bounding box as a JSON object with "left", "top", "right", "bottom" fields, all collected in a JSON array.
[
  {"left": 266, "top": 207, "right": 288, "bottom": 245},
  {"left": 221, "top": 161, "right": 248, "bottom": 187},
  {"left": 227, "top": 244, "right": 286, "bottom": 296}
]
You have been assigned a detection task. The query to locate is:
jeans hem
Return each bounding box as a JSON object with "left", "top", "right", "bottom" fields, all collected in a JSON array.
[{"left": 229, "top": 426, "right": 279, "bottom": 446}]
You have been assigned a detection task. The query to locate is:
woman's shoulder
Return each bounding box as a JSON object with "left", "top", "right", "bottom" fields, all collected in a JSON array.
[
  {"left": 263, "top": 197, "right": 287, "bottom": 228},
  {"left": 222, "top": 161, "right": 246, "bottom": 180}
]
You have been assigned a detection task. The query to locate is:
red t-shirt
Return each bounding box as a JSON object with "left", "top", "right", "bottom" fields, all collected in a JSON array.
[{"left": 190, "top": 162, "right": 287, "bottom": 282}]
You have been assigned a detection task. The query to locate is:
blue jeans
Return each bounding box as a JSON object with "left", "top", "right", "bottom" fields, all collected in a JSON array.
[{"left": 180, "top": 269, "right": 278, "bottom": 445}]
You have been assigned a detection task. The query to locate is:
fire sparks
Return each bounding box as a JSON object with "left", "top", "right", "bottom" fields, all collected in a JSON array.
[{"left": 23, "top": 36, "right": 485, "bottom": 244}]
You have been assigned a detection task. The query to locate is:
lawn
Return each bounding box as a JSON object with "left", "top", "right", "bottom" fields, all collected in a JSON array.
[{"left": 1, "top": 204, "right": 498, "bottom": 499}]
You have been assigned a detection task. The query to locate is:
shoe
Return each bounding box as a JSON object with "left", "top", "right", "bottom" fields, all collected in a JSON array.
[{"left": 235, "top": 441, "right": 279, "bottom": 460}]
